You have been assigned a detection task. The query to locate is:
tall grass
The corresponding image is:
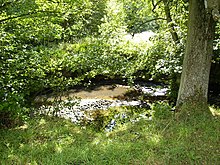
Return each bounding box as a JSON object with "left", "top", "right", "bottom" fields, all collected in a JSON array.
[{"left": 0, "top": 105, "right": 219, "bottom": 164}]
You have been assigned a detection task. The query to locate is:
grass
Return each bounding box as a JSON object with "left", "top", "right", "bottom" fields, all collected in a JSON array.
[{"left": 0, "top": 105, "right": 220, "bottom": 165}]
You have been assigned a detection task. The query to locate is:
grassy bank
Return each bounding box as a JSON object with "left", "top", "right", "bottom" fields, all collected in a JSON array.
[{"left": 0, "top": 106, "right": 219, "bottom": 165}]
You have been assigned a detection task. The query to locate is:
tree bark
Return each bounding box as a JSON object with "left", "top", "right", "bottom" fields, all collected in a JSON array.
[{"left": 176, "top": 0, "right": 216, "bottom": 107}]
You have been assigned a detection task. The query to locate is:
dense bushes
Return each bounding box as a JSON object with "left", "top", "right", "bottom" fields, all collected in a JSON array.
[{"left": 0, "top": 31, "right": 153, "bottom": 125}]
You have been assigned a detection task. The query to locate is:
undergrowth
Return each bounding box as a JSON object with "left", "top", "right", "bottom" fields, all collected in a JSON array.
[{"left": 0, "top": 104, "right": 219, "bottom": 165}]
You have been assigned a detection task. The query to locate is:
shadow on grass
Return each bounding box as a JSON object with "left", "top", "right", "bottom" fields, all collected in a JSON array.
[{"left": 0, "top": 108, "right": 220, "bottom": 165}]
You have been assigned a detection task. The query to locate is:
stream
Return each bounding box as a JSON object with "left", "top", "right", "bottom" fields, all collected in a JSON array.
[
  {"left": 35, "top": 82, "right": 168, "bottom": 128},
  {"left": 34, "top": 81, "right": 220, "bottom": 131}
]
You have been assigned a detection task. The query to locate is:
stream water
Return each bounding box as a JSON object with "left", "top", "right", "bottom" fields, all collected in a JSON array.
[
  {"left": 35, "top": 81, "right": 220, "bottom": 131},
  {"left": 35, "top": 82, "right": 168, "bottom": 126},
  {"left": 35, "top": 82, "right": 168, "bottom": 102}
]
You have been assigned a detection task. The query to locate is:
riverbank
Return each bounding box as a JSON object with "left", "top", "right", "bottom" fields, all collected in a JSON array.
[
  {"left": 1, "top": 106, "right": 219, "bottom": 164},
  {"left": 34, "top": 82, "right": 168, "bottom": 125}
]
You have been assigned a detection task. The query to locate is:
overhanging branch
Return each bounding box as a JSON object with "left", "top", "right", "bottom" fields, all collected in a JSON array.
[
  {"left": 144, "top": 17, "right": 166, "bottom": 23},
  {"left": 0, "top": 10, "right": 62, "bottom": 23}
]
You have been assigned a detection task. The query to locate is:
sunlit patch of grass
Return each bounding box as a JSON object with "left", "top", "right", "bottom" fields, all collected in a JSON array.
[
  {"left": 210, "top": 106, "right": 220, "bottom": 116},
  {"left": 0, "top": 105, "right": 220, "bottom": 164}
]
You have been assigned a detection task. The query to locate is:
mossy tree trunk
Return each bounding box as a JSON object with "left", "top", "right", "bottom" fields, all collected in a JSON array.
[{"left": 176, "top": 0, "right": 219, "bottom": 109}]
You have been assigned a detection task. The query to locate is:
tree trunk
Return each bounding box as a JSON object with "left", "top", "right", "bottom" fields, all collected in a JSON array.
[
  {"left": 162, "top": 0, "right": 179, "bottom": 43},
  {"left": 176, "top": 0, "right": 216, "bottom": 107}
]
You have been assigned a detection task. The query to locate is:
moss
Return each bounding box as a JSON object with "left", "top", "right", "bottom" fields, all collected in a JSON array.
[{"left": 175, "top": 100, "right": 212, "bottom": 122}]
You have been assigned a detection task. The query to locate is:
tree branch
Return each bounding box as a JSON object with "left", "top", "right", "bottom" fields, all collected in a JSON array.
[
  {"left": 0, "top": 10, "right": 62, "bottom": 23},
  {"left": 162, "top": 0, "right": 179, "bottom": 43},
  {"left": 152, "top": 0, "right": 163, "bottom": 13}
]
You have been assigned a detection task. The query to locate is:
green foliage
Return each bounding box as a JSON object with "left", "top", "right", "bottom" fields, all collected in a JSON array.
[
  {"left": 123, "top": 0, "right": 157, "bottom": 34},
  {"left": 175, "top": 99, "right": 212, "bottom": 122},
  {"left": 214, "top": 24, "right": 220, "bottom": 62},
  {"left": 0, "top": 0, "right": 218, "bottom": 124},
  {"left": 99, "top": 0, "right": 127, "bottom": 43},
  {"left": 83, "top": 106, "right": 151, "bottom": 132},
  {"left": 151, "top": 101, "right": 173, "bottom": 119}
]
